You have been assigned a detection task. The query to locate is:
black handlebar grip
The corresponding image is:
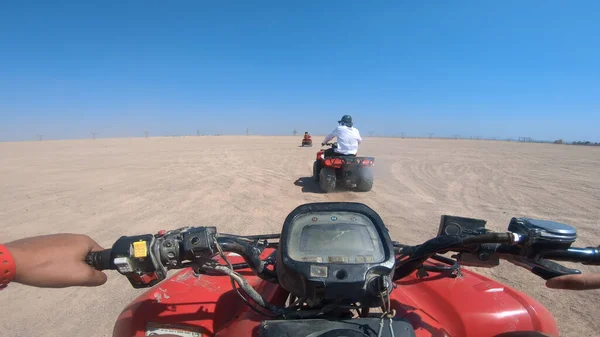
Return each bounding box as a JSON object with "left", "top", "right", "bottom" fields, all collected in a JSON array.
[
  {"left": 531, "top": 259, "right": 581, "bottom": 280},
  {"left": 85, "top": 249, "right": 112, "bottom": 271}
]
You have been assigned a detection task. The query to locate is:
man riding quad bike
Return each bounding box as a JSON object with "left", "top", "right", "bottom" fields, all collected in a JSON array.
[
  {"left": 313, "top": 115, "right": 374, "bottom": 192},
  {"left": 301, "top": 132, "right": 312, "bottom": 147}
]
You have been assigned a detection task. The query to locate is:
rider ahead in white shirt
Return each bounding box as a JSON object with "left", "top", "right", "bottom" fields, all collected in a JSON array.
[{"left": 322, "top": 115, "right": 362, "bottom": 156}]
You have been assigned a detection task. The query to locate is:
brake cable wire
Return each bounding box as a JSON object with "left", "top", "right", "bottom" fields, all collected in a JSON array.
[{"left": 212, "top": 237, "right": 278, "bottom": 317}]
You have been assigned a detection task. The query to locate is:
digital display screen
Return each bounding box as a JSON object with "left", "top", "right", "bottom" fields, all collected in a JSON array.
[
  {"left": 299, "top": 224, "right": 374, "bottom": 252},
  {"left": 286, "top": 212, "right": 386, "bottom": 264}
]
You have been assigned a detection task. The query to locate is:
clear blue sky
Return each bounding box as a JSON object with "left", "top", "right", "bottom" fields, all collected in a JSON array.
[{"left": 1, "top": 1, "right": 599, "bottom": 141}]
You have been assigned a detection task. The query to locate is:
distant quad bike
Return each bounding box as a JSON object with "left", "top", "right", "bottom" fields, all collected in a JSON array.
[
  {"left": 313, "top": 142, "right": 374, "bottom": 192},
  {"left": 301, "top": 138, "right": 313, "bottom": 147}
]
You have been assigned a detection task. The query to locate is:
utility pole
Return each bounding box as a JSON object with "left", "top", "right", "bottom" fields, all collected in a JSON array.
[
  {"left": 292, "top": 129, "right": 298, "bottom": 136},
  {"left": 91, "top": 132, "right": 97, "bottom": 140},
  {"left": 428, "top": 133, "right": 433, "bottom": 139},
  {"left": 246, "top": 128, "right": 249, "bottom": 136},
  {"left": 197, "top": 129, "right": 200, "bottom": 136},
  {"left": 37, "top": 134, "right": 44, "bottom": 141},
  {"left": 145, "top": 131, "right": 148, "bottom": 138},
  {"left": 401, "top": 132, "right": 404, "bottom": 139}
]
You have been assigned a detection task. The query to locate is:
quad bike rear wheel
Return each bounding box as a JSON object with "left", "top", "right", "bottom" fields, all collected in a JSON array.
[
  {"left": 356, "top": 167, "right": 374, "bottom": 192},
  {"left": 319, "top": 167, "right": 337, "bottom": 193}
]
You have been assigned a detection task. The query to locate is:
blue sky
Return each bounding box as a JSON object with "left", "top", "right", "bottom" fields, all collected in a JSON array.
[{"left": 1, "top": 1, "right": 599, "bottom": 141}]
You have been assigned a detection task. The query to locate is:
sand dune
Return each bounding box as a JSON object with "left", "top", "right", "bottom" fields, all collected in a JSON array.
[{"left": 1, "top": 136, "right": 599, "bottom": 336}]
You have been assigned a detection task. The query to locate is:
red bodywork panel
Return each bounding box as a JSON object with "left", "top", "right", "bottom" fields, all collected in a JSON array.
[
  {"left": 323, "top": 157, "right": 345, "bottom": 168},
  {"left": 316, "top": 155, "right": 375, "bottom": 169},
  {"left": 316, "top": 150, "right": 325, "bottom": 161},
  {"left": 113, "top": 249, "right": 558, "bottom": 337}
]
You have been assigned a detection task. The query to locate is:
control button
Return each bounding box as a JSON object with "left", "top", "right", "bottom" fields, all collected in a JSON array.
[
  {"left": 114, "top": 257, "right": 134, "bottom": 273},
  {"left": 365, "top": 255, "right": 375, "bottom": 262},
  {"left": 328, "top": 256, "right": 348, "bottom": 263},
  {"left": 310, "top": 265, "right": 328, "bottom": 278},
  {"left": 355, "top": 255, "right": 366, "bottom": 263},
  {"left": 133, "top": 241, "right": 148, "bottom": 258},
  {"left": 302, "top": 256, "right": 323, "bottom": 263}
]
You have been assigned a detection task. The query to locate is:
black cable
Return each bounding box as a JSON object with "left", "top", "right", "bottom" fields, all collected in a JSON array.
[
  {"left": 210, "top": 238, "right": 283, "bottom": 316},
  {"left": 422, "top": 254, "right": 460, "bottom": 273},
  {"left": 216, "top": 236, "right": 278, "bottom": 282},
  {"left": 393, "top": 233, "right": 517, "bottom": 280}
]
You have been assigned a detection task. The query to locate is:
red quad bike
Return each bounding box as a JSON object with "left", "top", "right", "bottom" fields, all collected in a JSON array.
[
  {"left": 87, "top": 202, "right": 600, "bottom": 337},
  {"left": 301, "top": 138, "right": 313, "bottom": 147},
  {"left": 313, "top": 143, "right": 374, "bottom": 192}
]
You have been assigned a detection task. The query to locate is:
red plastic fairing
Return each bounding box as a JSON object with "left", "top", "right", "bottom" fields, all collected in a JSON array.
[
  {"left": 113, "top": 249, "right": 559, "bottom": 337},
  {"left": 391, "top": 262, "right": 559, "bottom": 337},
  {"left": 323, "top": 157, "right": 345, "bottom": 168},
  {"left": 316, "top": 150, "right": 324, "bottom": 161}
]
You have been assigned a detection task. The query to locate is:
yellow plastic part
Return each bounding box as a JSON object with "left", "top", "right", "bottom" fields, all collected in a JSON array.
[{"left": 133, "top": 241, "right": 148, "bottom": 258}]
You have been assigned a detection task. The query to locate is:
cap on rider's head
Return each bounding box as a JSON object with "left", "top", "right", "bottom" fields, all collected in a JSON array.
[
  {"left": 338, "top": 115, "right": 353, "bottom": 127},
  {"left": 305, "top": 132, "right": 308, "bottom": 134}
]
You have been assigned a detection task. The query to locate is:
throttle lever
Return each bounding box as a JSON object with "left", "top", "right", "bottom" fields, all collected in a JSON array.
[{"left": 506, "top": 256, "right": 581, "bottom": 280}]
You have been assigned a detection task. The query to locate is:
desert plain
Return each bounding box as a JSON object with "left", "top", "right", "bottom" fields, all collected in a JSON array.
[{"left": 1, "top": 136, "right": 599, "bottom": 336}]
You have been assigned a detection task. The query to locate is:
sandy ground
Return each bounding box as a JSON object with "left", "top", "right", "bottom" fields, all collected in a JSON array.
[{"left": 1, "top": 136, "right": 599, "bottom": 336}]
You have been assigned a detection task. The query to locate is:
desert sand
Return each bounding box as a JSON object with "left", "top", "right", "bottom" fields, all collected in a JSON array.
[{"left": 1, "top": 136, "right": 599, "bottom": 336}]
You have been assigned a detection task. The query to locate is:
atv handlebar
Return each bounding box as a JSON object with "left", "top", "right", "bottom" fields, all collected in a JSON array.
[
  {"left": 88, "top": 226, "right": 600, "bottom": 286},
  {"left": 393, "top": 233, "right": 600, "bottom": 280},
  {"left": 86, "top": 227, "right": 278, "bottom": 277},
  {"left": 85, "top": 219, "right": 600, "bottom": 319}
]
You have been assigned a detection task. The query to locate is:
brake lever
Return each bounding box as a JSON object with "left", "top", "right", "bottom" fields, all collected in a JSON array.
[{"left": 505, "top": 255, "right": 581, "bottom": 280}]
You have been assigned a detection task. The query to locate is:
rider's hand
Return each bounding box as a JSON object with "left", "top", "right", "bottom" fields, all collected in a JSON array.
[
  {"left": 545, "top": 273, "right": 600, "bottom": 290},
  {"left": 4, "top": 234, "right": 108, "bottom": 288}
]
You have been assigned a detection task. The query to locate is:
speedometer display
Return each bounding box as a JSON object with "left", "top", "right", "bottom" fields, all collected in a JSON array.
[
  {"left": 299, "top": 224, "right": 375, "bottom": 252},
  {"left": 287, "top": 212, "right": 385, "bottom": 264}
]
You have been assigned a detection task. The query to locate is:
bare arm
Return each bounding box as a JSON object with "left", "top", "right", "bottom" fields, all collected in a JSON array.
[
  {"left": 4, "top": 234, "right": 108, "bottom": 288},
  {"left": 546, "top": 273, "right": 600, "bottom": 290}
]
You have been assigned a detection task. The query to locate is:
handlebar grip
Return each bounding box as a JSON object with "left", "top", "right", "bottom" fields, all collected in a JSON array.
[
  {"left": 85, "top": 249, "right": 112, "bottom": 271},
  {"left": 531, "top": 259, "right": 581, "bottom": 280}
]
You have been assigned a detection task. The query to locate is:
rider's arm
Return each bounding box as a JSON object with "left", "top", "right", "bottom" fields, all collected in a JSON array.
[
  {"left": 323, "top": 128, "right": 338, "bottom": 144},
  {"left": 1, "top": 234, "right": 107, "bottom": 288}
]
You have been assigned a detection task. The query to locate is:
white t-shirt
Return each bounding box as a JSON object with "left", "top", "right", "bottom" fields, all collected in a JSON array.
[{"left": 323, "top": 126, "right": 362, "bottom": 155}]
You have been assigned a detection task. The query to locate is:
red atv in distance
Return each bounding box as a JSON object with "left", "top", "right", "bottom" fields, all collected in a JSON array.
[
  {"left": 313, "top": 142, "right": 374, "bottom": 192},
  {"left": 301, "top": 133, "right": 313, "bottom": 147}
]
